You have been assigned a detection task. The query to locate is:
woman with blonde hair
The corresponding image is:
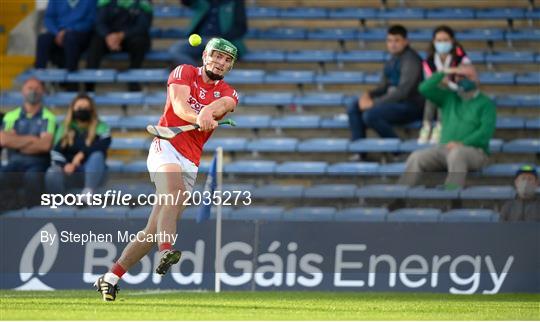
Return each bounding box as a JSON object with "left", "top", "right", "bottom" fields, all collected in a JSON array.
[{"left": 46, "top": 93, "right": 111, "bottom": 195}]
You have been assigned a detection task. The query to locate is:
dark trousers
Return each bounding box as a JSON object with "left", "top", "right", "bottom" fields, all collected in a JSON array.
[
  {"left": 347, "top": 98, "right": 423, "bottom": 140},
  {"left": 85, "top": 33, "right": 150, "bottom": 92},
  {"left": 0, "top": 160, "right": 50, "bottom": 209}
]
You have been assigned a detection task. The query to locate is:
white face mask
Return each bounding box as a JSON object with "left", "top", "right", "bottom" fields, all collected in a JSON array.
[
  {"left": 434, "top": 41, "right": 452, "bottom": 55},
  {"left": 516, "top": 179, "right": 536, "bottom": 199}
]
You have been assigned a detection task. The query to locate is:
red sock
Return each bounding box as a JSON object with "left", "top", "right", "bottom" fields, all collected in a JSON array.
[
  {"left": 159, "top": 242, "right": 172, "bottom": 252},
  {"left": 111, "top": 262, "right": 126, "bottom": 278}
]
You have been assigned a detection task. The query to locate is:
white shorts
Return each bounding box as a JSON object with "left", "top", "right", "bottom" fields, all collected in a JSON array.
[{"left": 147, "top": 138, "right": 198, "bottom": 192}]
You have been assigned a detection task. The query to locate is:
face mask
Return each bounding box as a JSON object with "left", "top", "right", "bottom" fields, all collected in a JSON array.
[
  {"left": 457, "top": 78, "right": 477, "bottom": 93},
  {"left": 516, "top": 180, "right": 536, "bottom": 199},
  {"left": 73, "top": 109, "right": 92, "bottom": 122},
  {"left": 434, "top": 41, "right": 452, "bottom": 55},
  {"left": 24, "top": 90, "right": 42, "bottom": 105}
]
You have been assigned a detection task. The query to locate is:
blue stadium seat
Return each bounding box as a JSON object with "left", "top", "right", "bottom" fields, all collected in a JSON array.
[
  {"left": 181, "top": 206, "right": 233, "bottom": 220},
  {"left": 242, "top": 50, "right": 286, "bottom": 62},
  {"left": 100, "top": 115, "right": 121, "bottom": 129},
  {"left": 230, "top": 206, "right": 284, "bottom": 221},
  {"left": 110, "top": 138, "right": 148, "bottom": 151},
  {"left": 387, "top": 208, "right": 441, "bottom": 222},
  {"left": 357, "top": 184, "right": 409, "bottom": 198},
  {"left": 349, "top": 138, "right": 400, "bottom": 153},
  {"left": 456, "top": 29, "right": 504, "bottom": 41},
  {"left": 294, "top": 92, "right": 344, "bottom": 106},
  {"left": 25, "top": 206, "right": 76, "bottom": 218},
  {"left": 408, "top": 29, "right": 433, "bottom": 41},
  {"left": 153, "top": 5, "right": 183, "bottom": 18},
  {"left": 406, "top": 186, "right": 460, "bottom": 200},
  {"left": 19, "top": 69, "right": 67, "bottom": 82},
  {"left": 466, "top": 51, "right": 485, "bottom": 63},
  {"left": 525, "top": 9, "right": 540, "bottom": 20},
  {"left": 336, "top": 50, "right": 387, "bottom": 62},
  {"left": 399, "top": 140, "right": 434, "bottom": 153},
  {"left": 1, "top": 208, "right": 26, "bottom": 217},
  {"left": 127, "top": 206, "right": 153, "bottom": 218},
  {"left": 259, "top": 27, "right": 306, "bottom": 40},
  {"left": 283, "top": 207, "right": 336, "bottom": 221},
  {"left": 106, "top": 159, "right": 124, "bottom": 173},
  {"left": 159, "top": 27, "right": 185, "bottom": 38},
  {"left": 252, "top": 185, "right": 305, "bottom": 199},
  {"left": 144, "top": 51, "right": 172, "bottom": 61},
  {"left": 495, "top": 94, "right": 540, "bottom": 107},
  {"left": 485, "top": 51, "right": 536, "bottom": 64},
  {"left": 363, "top": 72, "right": 382, "bottom": 84},
  {"left": 298, "top": 138, "right": 349, "bottom": 152},
  {"left": 122, "top": 160, "right": 148, "bottom": 173},
  {"left": 525, "top": 118, "right": 540, "bottom": 129},
  {"left": 246, "top": 7, "right": 280, "bottom": 18},
  {"left": 320, "top": 115, "right": 349, "bottom": 128},
  {"left": 264, "top": 70, "right": 315, "bottom": 84},
  {"left": 1, "top": 91, "right": 23, "bottom": 106},
  {"left": 270, "top": 115, "right": 320, "bottom": 128},
  {"left": 243, "top": 92, "right": 294, "bottom": 105},
  {"left": 496, "top": 116, "right": 525, "bottom": 129},
  {"left": 204, "top": 138, "right": 248, "bottom": 152},
  {"left": 516, "top": 72, "right": 540, "bottom": 85},
  {"left": 460, "top": 186, "right": 516, "bottom": 200},
  {"left": 246, "top": 138, "right": 298, "bottom": 152},
  {"left": 149, "top": 27, "right": 161, "bottom": 38},
  {"left": 225, "top": 69, "right": 265, "bottom": 84},
  {"left": 275, "top": 161, "right": 328, "bottom": 175},
  {"left": 478, "top": 72, "right": 515, "bottom": 85},
  {"left": 490, "top": 139, "right": 504, "bottom": 153},
  {"left": 505, "top": 29, "right": 540, "bottom": 41},
  {"left": 144, "top": 92, "right": 167, "bottom": 106},
  {"left": 76, "top": 206, "right": 128, "bottom": 218},
  {"left": 482, "top": 163, "right": 533, "bottom": 177},
  {"left": 286, "top": 50, "right": 336, "bottom": 63},
  {"left": 66, "top": 69, "right": 116, "bottom": 82},
  {"left": 335, "top": 207, "right": 388, "bottom": 222},
  {"left": 378, "top": 162, "right": 406, "bottom": 176},
  {"left": 304, "top": 184, "right": 357, "bottom": 199},
  {"left": 94, "top": 92, "right": 144, "bottom": 105},
  {"left": 315, "top": 71, "right": 364, "bottom": 84},
  {"left": 307, "top": 28, "right": 358, "bottom": 40},
  {"left": 503, "top": 139, "right": 540, "bottom": 153},
  {"left": 222, "top": 183, "right": 256, "bottom": 193},
  {"left": 232, "top": 115, "right": 272, "bottom": 128},
  {"left": 122, "top": 115, "right": 160, "bottom": 130},
  {"left": 476, "top": 8, "right": 525, "bottom": 19},
  {"left": 327, "top": 162, "right": 379, "bottom": 176},
  {"left": 224, "top": 160, "right": 277, "bottom": 174},
  {"left": 377, "top": 8, "right": 425, "bottom": 19},
  {"left": 116, "top": 69, "right": 169, "bottom": 82},
  {"left": 328, "top": 7, "right": 378, "bottom": 19},
  {"left": 279, "top": 7, "right": 328, "bottom": 19},
  {"left": 441, "top": 209, "right": 499, "bottom": 223},
  {"left": 425, "top": 8, "right": 475, "bottom": 19}
]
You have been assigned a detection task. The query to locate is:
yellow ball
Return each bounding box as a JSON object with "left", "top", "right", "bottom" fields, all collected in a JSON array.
[{"left": 188, "top": 34, "right": 202, "bottom": 47}]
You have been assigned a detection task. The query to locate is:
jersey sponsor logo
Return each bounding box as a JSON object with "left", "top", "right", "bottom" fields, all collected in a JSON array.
[{"left": 188, "top": 96, "right": 206, "bottom": 113}]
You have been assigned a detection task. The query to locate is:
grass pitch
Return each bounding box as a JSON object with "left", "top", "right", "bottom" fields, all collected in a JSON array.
[{"left": 1, "top": 290, "right": 538, "bottom": 320}]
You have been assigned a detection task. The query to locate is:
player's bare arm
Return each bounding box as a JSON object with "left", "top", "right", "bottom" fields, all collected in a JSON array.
[
  {"left": 204, "top": 96, "right": 236, "bottom": 119},
  {"left": 169, "top": 83, "right": 198, "bottom": 124}
]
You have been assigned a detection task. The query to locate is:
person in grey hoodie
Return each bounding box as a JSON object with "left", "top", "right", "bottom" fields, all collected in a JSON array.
[
  {"left": 347, "top": 25, "right": 424, "bottom": 141},
  {"left": 501, "top": 165, "right": 540, "bottom": 222}
]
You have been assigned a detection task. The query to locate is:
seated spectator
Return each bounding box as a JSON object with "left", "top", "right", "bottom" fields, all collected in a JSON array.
[
  {"left": 0, "top": 78, "right": 55, "bottom": 206},
  {"left": 500, "top": 165, "right": 540, "bottom": 222},
  {"left": 418, "top": 25, "right": 476, "bottom": 144},
  {"left": 85, "top": 0, "right": 153, "bottom": 92},
  {"left": 398, "top": 66, "right": 496, "bottom": 189},
  {"left": 35, "top": 0, "right": 96, "bottom": 91},
  {"left": 46, "top": 94, "right": 111, "bottom": 195},
  {"left": 347, "top": 25, "right": 424, "bottom": 145},
  {"left": 168, "top": 0, "right": 247, "bottom": 67}
]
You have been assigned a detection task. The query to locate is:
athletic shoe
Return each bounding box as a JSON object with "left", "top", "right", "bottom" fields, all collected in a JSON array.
[
  {"left": 94, "top": 275, "right": 119, "bottom": 302},
  {"left": 429, "top": 123, "right": 442, "bottom": 144},
  {"left": 417, "top": 123, "right": 431, "bottom": 144},
  {"left": 155, "top": 249, "right": 182, "bottom": 275}
]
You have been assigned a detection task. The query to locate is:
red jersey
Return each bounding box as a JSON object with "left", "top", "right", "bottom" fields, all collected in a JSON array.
[{"left": 158, "top": 65, "right": 238, "bottom": 166}]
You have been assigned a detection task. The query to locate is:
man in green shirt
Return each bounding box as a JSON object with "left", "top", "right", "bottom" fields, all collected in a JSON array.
[{"left": 399, "top": 66, "right": 496, "bottom": 188}]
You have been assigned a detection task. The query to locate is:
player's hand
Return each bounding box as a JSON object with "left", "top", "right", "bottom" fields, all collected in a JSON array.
[
  {"left": 446, "top": 141, "right": 463, "bottom": 150},
  {"left": 197, "top": 110, "right": 217, "bottom": 132},
  {"left": 55, "top": 30, "right": 66, "bottom": 47},
  {"left": 64, "top": 163, "right": 76, "bottom": 174}
]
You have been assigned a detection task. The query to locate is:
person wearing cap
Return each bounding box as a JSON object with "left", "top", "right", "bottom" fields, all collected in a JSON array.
[
  {"left": 398, "top": 65, "right": 496, "bottom": 189},
  {"left": 93, "top": 38, "right": 239, "bottom": 302},
  {"left": 500, "top": 165, "right": 540, "bottom": 222}
]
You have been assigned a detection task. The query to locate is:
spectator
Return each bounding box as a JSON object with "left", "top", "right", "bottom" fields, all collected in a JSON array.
[
  {"left": 35, "top": 0, "right": 96, "bottom": 91},
  {"left": 418, "top": 25, "right": 476, "bottom": 144},
  {"left": 168, "top": 0, "right": 247, "bottom": 67},
  {"left": 347, "top": 25, "right": 424, "bottom": 145},
  {"left": 46, "top": 94, "right": 111, "bottom": 195},
  {"left": 0, "top": 78, "right": 55, "bottom": 206},
  {"left": 85, "top": 0, "right": 153, "bottom": 92},
  {"left": 398, "top": 66, "right": 496, "bottom": 189},
  {"left": 500, "top": 165, "right": 540, "bottom": 222}
]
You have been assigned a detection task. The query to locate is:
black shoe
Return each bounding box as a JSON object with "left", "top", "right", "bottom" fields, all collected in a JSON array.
[
  {"left": 155, "top": 249, "right": 182, "bottom": 275},
  {"left": 94, "top": 275, "right": 119, "bottom": 302}
]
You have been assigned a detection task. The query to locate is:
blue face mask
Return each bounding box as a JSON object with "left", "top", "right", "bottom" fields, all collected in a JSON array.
[
  {"left": 457, "top": 78, "right": 477, "bottom": 92},
  {"left": 434, "top": 41, "right": 452, "bottom": 55}
]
